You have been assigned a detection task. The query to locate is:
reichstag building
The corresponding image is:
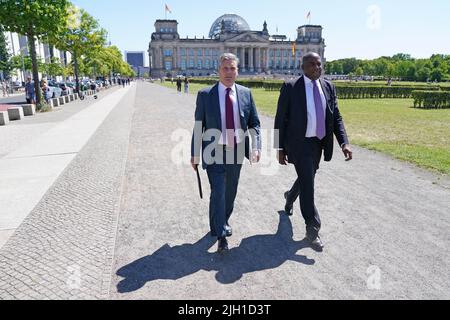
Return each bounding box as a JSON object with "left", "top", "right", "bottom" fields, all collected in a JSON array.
[{"left": 148, "top": 14, "right": 325, "bottom": 78}]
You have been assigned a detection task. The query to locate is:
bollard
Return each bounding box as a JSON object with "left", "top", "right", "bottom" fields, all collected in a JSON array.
[
  {"left": 21, "top": 104, "right": 36, "bottom": 116},
  {"left": 0, "top": 111, "right": 9, "bottom": 126}
]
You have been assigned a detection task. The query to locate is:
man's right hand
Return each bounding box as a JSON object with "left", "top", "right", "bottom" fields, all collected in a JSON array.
[
  {"left": 277, "top": 150, "right": 288, "bottom": 165},
  {"left": 191, "top": 157, "right": 200, "bottom": 171}
]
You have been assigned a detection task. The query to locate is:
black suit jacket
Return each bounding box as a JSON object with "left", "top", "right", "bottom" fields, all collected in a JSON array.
[{"left": 274, "top": 76, "right": 349, "bottom": 163}]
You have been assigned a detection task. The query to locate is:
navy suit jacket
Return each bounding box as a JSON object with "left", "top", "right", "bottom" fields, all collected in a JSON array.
[
  {"left": 274, "top": 76, "right": 349, "bottom": 163},
  {"left": 191, "top": 83, "right": 261, "bottom": 169}
]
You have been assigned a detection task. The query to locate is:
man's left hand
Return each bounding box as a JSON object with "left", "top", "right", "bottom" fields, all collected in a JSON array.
[{"left": 342, "top": 144, "right": 353, "bottom": 161}]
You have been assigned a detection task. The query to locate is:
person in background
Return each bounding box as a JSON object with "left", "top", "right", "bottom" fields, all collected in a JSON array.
[
  {"left": 1, "top": 80, "right": 9, "bottom": 98},
  {"left": 25, "top": 77, "right": 36, "bottom": 103},
  {"left": 184, "top": 77, "right": 190, "bottom": 94}
]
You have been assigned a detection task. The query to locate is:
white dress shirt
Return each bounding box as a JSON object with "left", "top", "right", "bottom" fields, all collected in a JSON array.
[
  {"left": 218, "top": 82, "right": 243, "bottom": 145},
  {"left": 304, "top": 75, "right": 327, "bottom": 138}
]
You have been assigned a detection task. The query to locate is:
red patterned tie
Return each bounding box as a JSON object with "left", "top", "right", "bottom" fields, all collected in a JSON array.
[{"left": 225, "top": 88, "right": 236, "bottom": 147}]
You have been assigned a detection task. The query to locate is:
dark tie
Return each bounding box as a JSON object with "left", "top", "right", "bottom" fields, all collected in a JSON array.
[
  {"left": 313, "top": 80, "right": 326, "bottom": 140},
  {"left": 225, "top": 87, "right": 236, "bottom": 146}
]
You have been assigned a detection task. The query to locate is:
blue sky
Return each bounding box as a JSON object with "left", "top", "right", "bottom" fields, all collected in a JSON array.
[{"left": 71, "top": 0, "right": 449, "bottom": 65}]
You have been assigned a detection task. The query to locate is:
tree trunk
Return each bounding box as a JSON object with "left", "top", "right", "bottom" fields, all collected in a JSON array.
[
  {"left": 27, "top": 32, "right": 42, "bottom": 105},
  {"left": 73, "top": 51, "right": 80, "bottom": 93}
]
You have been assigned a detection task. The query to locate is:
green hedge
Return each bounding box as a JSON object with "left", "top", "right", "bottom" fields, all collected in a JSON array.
[
  {"left": 412, "top": 91, "right": 450, "bottom": 109},
  {"left": 171, "top": 78, "right": 449, "bottom": 100},
  {"left": 335, "top": 86, "right": 442, "bottom": 99}
]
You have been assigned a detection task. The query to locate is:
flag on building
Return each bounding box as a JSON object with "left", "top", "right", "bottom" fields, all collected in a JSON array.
[
  {"left": 165, "top": 4, "right": 172, "bottom": 14},
  {"left": 306, "top": 11, "right": 311, "bottom": 20},
  {"left": 292, "top": 42, "right": 296, "bottom": 57}
]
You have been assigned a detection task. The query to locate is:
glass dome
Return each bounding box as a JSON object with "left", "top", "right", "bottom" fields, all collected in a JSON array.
[{"left": 209, "top": 14, "right": 250, "bottom": 38}]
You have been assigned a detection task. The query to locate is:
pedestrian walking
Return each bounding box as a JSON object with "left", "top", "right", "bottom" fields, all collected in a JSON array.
[
  {"left": 1, "top": 80, "right": 9, "bottom": 97},
  {"left": 176, "top": 77, "right": 182, "bottom": 92},
  {"left": 191, "top": 53, "right": 262, "bottom": 253},
  {"left": 25, "top": 77, "right": 35, "bottom": 103},
  {"left": 274, "top": 52, "right": 353, "bottom": 252},
  {"left": 184, "top": 77, "right": 189, "bottom": 94}
]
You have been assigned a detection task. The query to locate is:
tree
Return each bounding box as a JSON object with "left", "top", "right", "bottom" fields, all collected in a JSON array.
[
  {"left": 417, "top": 67, "right": 431, "bottom": 82},
  {"left": 392, "top": 53, "right": 412, "bottom": 61},
  {"left": 430, "top": 68, "right": 444, "bottom": 82},
  {"left": 45, "top": 57, "right": 64, "bottom": 80},
  {"left": 355, "top": 67, "right": 364, "bottom": 76},
  {"left": 10, "top": 54, "right": 32, "bottom": 72},
  {"left": 0, "top": 0, "right": 70, "bottom": 105},
  {"left": 50, "top": 5, "right": 106, "bottom": 93},
  {"left": 342, "top": 58, "right": 360, "bottom": 75},
  {"left": 0, "top": 24, "right": 12, "bottom": 80},
  {"left": 406, "top": 66, "right": 417, "bottom": 81}
]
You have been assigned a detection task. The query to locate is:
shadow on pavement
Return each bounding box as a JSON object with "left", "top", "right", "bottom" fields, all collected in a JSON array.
[{"left": 116, "top": 212, "right": 315, "bottom": 293}]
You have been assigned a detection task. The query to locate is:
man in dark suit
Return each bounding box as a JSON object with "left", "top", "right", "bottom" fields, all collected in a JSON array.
[
  {"left": 191, "top": 53, "right": 261, "bottom": 253},
  {"left": 274, "top": 52, "right": 353, "bottom": 252}
]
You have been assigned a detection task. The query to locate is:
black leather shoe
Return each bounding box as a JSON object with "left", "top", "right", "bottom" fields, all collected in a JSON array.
[
  {"left": 306, "top": 235, "right": 324, "bottom": 252},
  {"left": 217, "top": 237, "right": 229, "bottom": 253},
  {"left": 225, "top": 224, "right": 233, "bottom": 237},
  {"left": 284, "top": 191, "right": 294, "bottom": 216}
]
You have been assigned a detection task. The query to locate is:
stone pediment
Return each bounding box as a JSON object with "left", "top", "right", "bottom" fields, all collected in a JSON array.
[{"left": 225, "top": 32, "right": 269, "bottom": 43}]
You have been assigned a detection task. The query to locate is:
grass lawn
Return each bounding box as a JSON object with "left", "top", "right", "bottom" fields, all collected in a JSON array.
[{"left": 157, "top": 81, "right": 450, "bottom": 175}]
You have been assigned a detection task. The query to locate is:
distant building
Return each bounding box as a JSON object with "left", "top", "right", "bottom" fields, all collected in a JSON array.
[
  {"left": 1, "top": 31, "right": 71, "bottom": 83},
  {"left": 125, "top": 51, "right": 149, "bottom": 77},
  {"left": 125, "top": 51, "right": 145, "bottom": 68},
  {"left": 148, "top": 14, "right": 326, "bottom": 78}
]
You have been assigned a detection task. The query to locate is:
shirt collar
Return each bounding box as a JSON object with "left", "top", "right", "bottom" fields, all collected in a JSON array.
[
  {"left": 219, "top": 82, "right": 236, "bottom": 94},
  {"left": 304, "top": 75, "right": 319, "bottom": 86}
]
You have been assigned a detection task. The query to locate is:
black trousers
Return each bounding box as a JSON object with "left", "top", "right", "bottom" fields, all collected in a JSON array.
[{"left": 286, "top": 138, "right": 323, "bottom": 238}]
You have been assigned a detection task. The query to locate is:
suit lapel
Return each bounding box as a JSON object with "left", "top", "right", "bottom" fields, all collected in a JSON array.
[
  {"left": 295, "top": 76, "right": 307, "bottom": 116},
  {"left": 319, "top": 78, "right": 333, "bottom": 114},
  {"left": 235, "top": 84, "right": 246, "bottom": 129},
  {"left": 210, "top": 83, "right": 221, "bottom": 130}
]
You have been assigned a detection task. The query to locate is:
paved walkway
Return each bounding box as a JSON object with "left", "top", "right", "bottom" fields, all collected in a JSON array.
[
  {"left": 0, "top": 85, "right": 125, "bottom": 247},
  {"left": 0, "top": 82, "right": 449, "bottom": 299}
]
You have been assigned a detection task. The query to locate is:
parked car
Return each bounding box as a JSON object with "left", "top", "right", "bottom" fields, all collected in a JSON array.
[
  {"left": 47, "top": 80, "right": 63, "bottom": 98},
  {"left": 58, "top": 82, "right": 73, "bottom": 96}
]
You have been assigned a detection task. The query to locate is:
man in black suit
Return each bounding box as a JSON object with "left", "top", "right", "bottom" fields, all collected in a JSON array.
[{"left": 274, "top": 52, "right": 353, "bottom": 252}]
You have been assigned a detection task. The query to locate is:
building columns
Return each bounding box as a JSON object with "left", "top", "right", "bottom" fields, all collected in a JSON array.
[
  {"left": 240, "top": 47, "right": 245, "bottom": 71},
  {"left": 173, "top": 47, "right": 177, "bottom": 70},
  {"left": 256, "top": 48, "right": 261, "bottom": 73},
  {"left": 249, "top": 47, "right": 254, "bottom": 72}
]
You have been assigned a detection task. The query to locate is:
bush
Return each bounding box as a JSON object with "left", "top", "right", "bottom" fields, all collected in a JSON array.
[
  {"left": 37, "top": 102, "right": 52, "bottom": 112},
  {"left": 412, "top": 91, "right": 450, "bottom": 109},
  {"left": 334, "top": 85, "right": 442, "bottom": 99}
]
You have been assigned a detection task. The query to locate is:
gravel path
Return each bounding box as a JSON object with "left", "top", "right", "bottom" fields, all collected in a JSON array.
[{"left": 110, "top": 82, "right": 450, "bottom": 300}]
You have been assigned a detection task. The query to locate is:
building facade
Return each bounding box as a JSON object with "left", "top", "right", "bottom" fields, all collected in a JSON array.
[
  {"left": 148, "top": 14, "right": 325, "bottom": 78},
  {"left": 125, "top": 51, "right": 149, "bottom": 77},
  {"left": 1, "top": 31, "right": 71, "bottom": 83}
]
